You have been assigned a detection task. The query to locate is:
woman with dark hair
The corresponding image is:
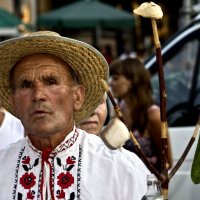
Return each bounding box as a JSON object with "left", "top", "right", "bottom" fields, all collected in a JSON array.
[{"left": 109, "top": 57, "right": 171, "bottom": 171}]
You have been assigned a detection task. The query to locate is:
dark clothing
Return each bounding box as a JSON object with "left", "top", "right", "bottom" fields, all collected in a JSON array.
[{"left": 123, "top": 130, "right": 160, "bottom": 171}]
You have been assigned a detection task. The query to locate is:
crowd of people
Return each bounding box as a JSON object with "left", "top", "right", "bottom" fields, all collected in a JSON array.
[
  {"left": 0, "top": 31, "right": 153, "bottom": 199},
  {"left": 0, "top": 27, "right": 175, "bottom": 199}
]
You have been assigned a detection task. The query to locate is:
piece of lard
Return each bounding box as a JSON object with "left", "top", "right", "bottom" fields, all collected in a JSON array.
[
  {"left": 100, "top": 118, "right": 130, "bottom": 149},
  {"left": 133, "top": 2, "right": 163, "bottom": 19}
]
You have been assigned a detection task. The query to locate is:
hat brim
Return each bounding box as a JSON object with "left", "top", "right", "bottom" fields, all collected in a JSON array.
[{"left": 0, "top": 32, "right": 109, "bottom": 122}]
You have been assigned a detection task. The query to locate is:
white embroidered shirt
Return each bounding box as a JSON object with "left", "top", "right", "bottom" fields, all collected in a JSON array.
[{"left": 0, "top": 127, "right": 149, "bottom": 200}]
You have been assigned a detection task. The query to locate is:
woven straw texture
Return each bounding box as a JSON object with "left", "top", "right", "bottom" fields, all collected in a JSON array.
[{"left": 0, "top": 31, "right": 109, "bottom": 122}]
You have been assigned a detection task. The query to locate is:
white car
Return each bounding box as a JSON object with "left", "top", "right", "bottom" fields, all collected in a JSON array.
[{"left": 145, "top": 14, "right": 200, "bottom": 200}]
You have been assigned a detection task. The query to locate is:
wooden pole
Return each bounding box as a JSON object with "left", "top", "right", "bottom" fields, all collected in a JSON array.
[{"left": 151, "top": 18, "right": 169, "bottom": 199}]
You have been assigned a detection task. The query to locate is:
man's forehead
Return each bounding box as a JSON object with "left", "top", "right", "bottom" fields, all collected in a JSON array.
[
  {"left": 11, "top": 53, "right": 73, "bottom": 77},
  {"left": 13, "top": 64, "right": 69, "bottom": 80},
  {"left": 15, "top": 53, "right": 69, "bottom": 68}
]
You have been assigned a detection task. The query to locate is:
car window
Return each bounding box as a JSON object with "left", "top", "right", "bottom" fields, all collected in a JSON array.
[{"left": 151, "top": 38, "right": 200, "bottom": 126}]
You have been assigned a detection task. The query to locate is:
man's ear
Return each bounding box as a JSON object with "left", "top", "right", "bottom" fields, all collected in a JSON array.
[{"left": 73, "top": 85, "right": 85, "bottom": 111}]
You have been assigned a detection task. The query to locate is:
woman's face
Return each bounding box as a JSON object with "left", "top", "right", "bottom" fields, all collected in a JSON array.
[{"left": 109, "top": 74, "right": 132, "bottom": 99}]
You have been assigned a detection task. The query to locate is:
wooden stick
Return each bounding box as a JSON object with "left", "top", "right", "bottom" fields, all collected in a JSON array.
[
  {"left": 101, "top": 79, "right": 165, "bottom": 182},
  {"left": 151, "top": 18, "right": 169, "bottom": 199},
  {"left": 151, "top": 17, "right": 200, "bottom": 199},
  {"left": 169, "top": 115, "right": 200, "bottom": 179}
]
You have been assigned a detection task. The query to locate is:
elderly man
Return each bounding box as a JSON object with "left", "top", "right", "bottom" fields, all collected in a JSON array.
[
  {"left": 0, "top": 31, "right": 149, "bottom": 199},
  {"left": 76, "top": 93, "right": 108, "bottom": 135}
]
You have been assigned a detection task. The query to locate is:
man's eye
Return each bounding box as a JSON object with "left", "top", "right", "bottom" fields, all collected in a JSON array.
[
  {"left": 46, "top": 78, "right": 57, "bottom": 85},
  {"left": 21, "top": 81, "right": 32, "bottom": 88}
]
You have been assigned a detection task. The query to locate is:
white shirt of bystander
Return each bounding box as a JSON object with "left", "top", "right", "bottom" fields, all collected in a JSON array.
[{"left": 0, "top": 110, "right": 24, "bottom": 150}]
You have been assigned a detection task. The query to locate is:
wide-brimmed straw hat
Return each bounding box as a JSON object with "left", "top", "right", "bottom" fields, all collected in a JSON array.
[{"left": 0, "top": 31, "right": 109, "bottom": 122}]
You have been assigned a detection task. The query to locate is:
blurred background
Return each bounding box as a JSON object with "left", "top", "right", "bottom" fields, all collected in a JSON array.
[{"left": 0, "top": 0, "right": 200, "bottom": 60}]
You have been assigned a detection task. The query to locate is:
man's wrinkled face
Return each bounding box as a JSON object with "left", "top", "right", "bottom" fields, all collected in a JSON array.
[{"left": 9, "top": 53, "right": 85, "bottom": 137}]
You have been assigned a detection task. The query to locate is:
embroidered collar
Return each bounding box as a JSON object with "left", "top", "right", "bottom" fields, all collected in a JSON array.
[{"left": 27, "top": 126, "right": 79, "bottom": 157}]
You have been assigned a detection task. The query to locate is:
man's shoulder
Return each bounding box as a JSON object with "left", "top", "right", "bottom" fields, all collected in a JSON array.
[
  {"left": 77, "top": 128, "right": 148, "bottom": 168},
  {"left": 76, "top": 128, "right": 105, "bottom": 148}
]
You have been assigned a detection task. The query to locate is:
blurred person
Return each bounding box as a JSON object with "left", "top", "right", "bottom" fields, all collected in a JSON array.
[
  {"left": 136, "top": 46, "right": 148, "bottom": 63},
  {"left": 119, "top": 51, "right": 137, "bottom": 61},
  {"left": 0, "top": 105, "right": 24, "bottom": 150},
  {"left": 0, "top": 31, "right": 150, "bottom": 199},
  {"left": 119, "top": 43, "right": 137, "bottom": 61},
  {"left": 76, "top": 93, "right": 108, "bottom": 135},
  {"left": 100, "top": 45, "right": 113, "bottom": 64},
  {"left": 109, "top": 57, "right": 172, "bottom": 171}
]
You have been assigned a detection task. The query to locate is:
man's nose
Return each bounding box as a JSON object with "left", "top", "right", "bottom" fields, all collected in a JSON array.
[{"left": 32, "top": 83, "right": 46, "bottom": 102}]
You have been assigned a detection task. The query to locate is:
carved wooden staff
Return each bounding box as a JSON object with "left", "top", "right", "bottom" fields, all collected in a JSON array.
[
  {"left": 133, "top": 3, "right": 200, "bottom": 198},
  {"left": 134, "top": 2, "right": 169, "bottom": 199}
]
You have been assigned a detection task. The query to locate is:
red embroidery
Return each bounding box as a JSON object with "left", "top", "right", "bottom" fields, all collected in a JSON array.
[
  {"left": 57, "top": 172, "right": 74, "bottom": 189},
  {"left": 66, "top": 156, "right": 76, "bottom": 165},
  {"left": 56, "top": 189, "right": 65, "bottom": 199},
  {"left": 13, "top": 131, "right": 80, "bottom": 199},
  {"left": 20, "top": 172, "right": 36, "bottom": 189},
  {"left": 22, "top": 156, "right": 30, "bottom": 164},
  {"left": 26, "top": 190, "right": 35, "bottom": 199}
]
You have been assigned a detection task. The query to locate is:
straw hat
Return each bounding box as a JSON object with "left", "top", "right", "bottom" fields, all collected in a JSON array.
[{"left": 0, "top": 31, "right": 109, "bottom": 122}]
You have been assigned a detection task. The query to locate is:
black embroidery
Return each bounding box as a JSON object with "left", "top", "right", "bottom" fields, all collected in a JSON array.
[
  {"left": 77, "top": 145, "right": 82, "bottom": 200},
  {"left": 67, "top": 165, "right": 74, "bottom": 171},
  {"left": 69, "top": 192, "right": 75, "bottom": 200},
  {"left": 57, "top": 157, "right": 62, "bottom": 167},
  {"left": 12, "top": 146, "right": 25, "bottom": 199},
  {"left": 33, "top": 158, "right": 39, "bottom": 167}
]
